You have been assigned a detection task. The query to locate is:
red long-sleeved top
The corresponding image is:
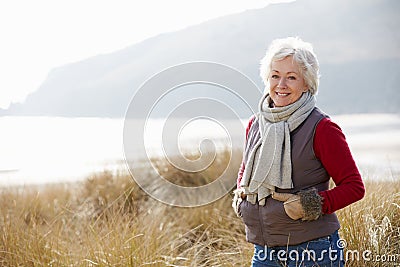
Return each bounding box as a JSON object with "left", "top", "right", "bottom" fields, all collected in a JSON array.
[{"left": 237, "top": 117, "right": 365, "bottom": 214}]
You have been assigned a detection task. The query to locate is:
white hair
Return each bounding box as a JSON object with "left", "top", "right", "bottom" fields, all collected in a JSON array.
[{"left": 259, "top": 37, "right": 320, "bottom": 95}]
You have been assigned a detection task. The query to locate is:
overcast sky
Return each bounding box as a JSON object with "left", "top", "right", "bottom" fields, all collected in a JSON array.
[{"left": 0, "top": 0, "right": 294, "bottom": 109}]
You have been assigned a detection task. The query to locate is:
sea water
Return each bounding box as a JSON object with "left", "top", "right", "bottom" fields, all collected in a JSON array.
[{"left": 0, "top": 114, "right": 399, "bottom": 186}]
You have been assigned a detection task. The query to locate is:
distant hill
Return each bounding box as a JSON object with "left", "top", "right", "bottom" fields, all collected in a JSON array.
[{"left": 1, "top": 0, "right": 399, "bottom": 118}]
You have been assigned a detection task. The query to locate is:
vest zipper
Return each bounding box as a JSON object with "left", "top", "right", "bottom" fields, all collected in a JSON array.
[{"left": 258, "top": 203, "right": 267, "bottom": 246}]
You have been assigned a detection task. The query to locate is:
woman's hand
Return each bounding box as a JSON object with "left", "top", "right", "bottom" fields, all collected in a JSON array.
[
  {"left": 272, "top": 188, "right": 323, "bottom": 221},
  {"left": 232, "top": 188, "right": 246, "bottom": 217}
]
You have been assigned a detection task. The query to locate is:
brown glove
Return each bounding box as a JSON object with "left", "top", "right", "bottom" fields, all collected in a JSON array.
[
  {"left": 272, "top": 188, "right": 323, "bottom": 221},
  {"left": 232, "top": 188, "right": 246, "bottom": 217}
]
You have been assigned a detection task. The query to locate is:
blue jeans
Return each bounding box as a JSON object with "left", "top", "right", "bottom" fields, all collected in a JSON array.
[{"left": 251, "top": 230, "right": 345, "bottom": 267}]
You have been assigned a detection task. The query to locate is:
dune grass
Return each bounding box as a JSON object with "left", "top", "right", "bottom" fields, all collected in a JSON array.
[{"left": 0, "top": 151, "right": 399, "bottom": 266}]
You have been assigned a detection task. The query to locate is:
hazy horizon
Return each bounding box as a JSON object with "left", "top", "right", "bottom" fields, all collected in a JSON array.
[{"left": 1, "top": 113, "right": 399, "bottom": 186}]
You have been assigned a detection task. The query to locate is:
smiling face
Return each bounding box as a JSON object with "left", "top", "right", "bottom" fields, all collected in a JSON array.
[{"left": 269, "top": 56, "right": 308, "bottom": 107}]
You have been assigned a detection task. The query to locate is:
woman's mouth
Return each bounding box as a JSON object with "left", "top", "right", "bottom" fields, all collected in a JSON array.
[{"left": 276, "top": 92, "right": 290, "bottom": 97}]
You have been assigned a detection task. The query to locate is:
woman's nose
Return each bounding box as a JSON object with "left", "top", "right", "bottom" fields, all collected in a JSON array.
[{"left": 277, "top": 78, "right": 287, "bottom": 88}]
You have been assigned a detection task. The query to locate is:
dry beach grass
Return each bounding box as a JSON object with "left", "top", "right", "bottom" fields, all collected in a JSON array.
[{"left": 0, "top": 151, "right": 399, "bottom": 266}]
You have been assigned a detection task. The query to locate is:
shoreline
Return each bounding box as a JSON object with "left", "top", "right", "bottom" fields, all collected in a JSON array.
[{"left": 1, "top": 113, "right": 399, "bottom": 186}]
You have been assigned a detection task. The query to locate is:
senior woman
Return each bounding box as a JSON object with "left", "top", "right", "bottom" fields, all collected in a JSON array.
[{"left": 233, "top": 37, "right": 365, "bottom": 267}]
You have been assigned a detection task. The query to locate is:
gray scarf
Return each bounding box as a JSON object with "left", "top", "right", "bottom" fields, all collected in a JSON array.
[{"left": 241, "top": 92, "right": 316, "bottom": 205}]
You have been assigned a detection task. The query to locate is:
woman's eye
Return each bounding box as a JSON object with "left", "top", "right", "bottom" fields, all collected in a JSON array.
[
  {"left": 288, "top": 76, "right": 297, "bottom": 80},
  {"left": 271, "top": 74, "right": 279, "bottom": 79}
]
